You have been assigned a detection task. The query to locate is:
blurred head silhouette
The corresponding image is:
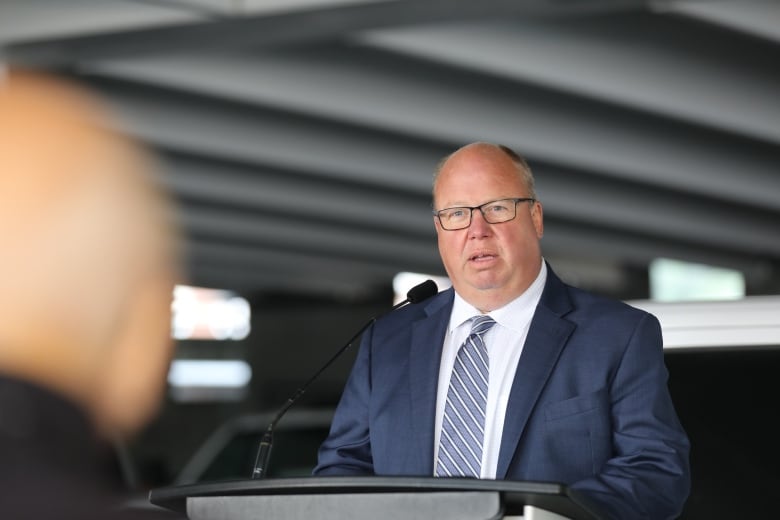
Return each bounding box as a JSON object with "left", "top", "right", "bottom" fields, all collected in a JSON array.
[{"left": 0, "top": 69, "right": 180, "bottom": 440}]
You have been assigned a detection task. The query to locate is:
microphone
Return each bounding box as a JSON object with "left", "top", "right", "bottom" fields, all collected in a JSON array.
[{"left": 251, "top": 279, "right": 439, "bottom": 479}]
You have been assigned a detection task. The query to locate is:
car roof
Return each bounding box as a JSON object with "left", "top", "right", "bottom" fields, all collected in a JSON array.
[{"left": 628, "top": 295, "right": 780, "bottom": 350}]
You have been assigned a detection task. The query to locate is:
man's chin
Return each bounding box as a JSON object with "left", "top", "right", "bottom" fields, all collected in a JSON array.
[{"left": 465, "top": 276, "right": 505, "bottom": 292}]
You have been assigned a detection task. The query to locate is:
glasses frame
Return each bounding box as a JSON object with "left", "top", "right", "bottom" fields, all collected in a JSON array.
[{"left": 433, "top": 197, "right": 536, "bottom": 231}]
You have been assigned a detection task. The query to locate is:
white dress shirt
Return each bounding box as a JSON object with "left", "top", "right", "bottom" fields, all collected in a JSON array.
[{"left": 433, "top": 261, "right": 547, "bottom": 478}]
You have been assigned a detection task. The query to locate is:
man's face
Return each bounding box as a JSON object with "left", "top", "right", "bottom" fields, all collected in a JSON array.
[{"left": 433, "top": 144, "right": 544, "bottom": 311}]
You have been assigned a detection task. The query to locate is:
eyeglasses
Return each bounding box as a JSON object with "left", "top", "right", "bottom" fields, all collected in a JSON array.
[{"left": 433, "top": 198, "right": 536, "bottom": 231}]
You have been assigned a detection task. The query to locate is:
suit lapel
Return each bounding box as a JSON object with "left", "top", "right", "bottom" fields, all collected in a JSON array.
[
  {"left": 496, "top": 269, "right": 575, "bottom": 478},
  {"left": 408, "top": 290, "right": 452, "bottom": 475}
]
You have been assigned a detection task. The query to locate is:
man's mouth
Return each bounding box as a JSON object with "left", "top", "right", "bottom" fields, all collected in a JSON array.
[{"left": 469, "top": 252, "right": 496, "bottom": 262}]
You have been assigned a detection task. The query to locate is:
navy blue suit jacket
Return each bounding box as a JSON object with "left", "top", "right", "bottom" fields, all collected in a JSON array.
[{"left": 315, "top": 267, "right": 690, "bottom": 519}]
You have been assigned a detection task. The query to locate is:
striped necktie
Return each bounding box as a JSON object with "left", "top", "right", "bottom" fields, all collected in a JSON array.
[{"left": 436, "top": 315, "right": 495, "bottom": 478}]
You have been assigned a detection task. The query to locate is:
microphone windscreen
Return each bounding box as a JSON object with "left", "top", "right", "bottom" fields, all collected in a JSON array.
[{"left": 406, "top": 279, "right": 438, "bottom": 304}]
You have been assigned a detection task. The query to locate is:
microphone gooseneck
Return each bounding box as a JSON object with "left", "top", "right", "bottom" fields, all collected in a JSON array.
[{"left": 250, "top": 279, "right": 439, "bottom": 479}]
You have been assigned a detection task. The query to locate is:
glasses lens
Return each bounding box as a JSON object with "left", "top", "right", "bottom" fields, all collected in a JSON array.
[
  {"left": 482, "top": 199, "right": 516, "bottom": 223},
  {"left": 439, "top": 207, "right": 470, "bottom": 230}
]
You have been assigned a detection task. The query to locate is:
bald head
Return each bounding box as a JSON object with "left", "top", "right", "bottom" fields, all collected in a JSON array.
[
  {"left": 433, "top": 142, "right": 536, "bottom": 207},
  {"left": 0, "top": 71, "right": 180, "bottom": 437}
]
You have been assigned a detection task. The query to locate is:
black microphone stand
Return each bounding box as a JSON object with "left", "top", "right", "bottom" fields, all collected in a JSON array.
[
  {"left": 251, "top": 280, "right": 438, "bottom": 479},
  {"left": 251, "top": 318, "right": 375, "bottom": 479}
]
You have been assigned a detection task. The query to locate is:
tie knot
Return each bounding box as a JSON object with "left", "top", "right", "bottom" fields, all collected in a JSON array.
[{"left": 470, "top": 315, "right": 495, "bottom": 337}]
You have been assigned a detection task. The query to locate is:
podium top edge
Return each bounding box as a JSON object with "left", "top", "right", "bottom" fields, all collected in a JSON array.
[{"left": 150, "top": 476, "right": 568, "bottom": 504}]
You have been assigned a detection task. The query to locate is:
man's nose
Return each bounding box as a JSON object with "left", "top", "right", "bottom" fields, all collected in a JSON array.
[{"left": 468, "top": 208, "right": 492, "bottom": 236}]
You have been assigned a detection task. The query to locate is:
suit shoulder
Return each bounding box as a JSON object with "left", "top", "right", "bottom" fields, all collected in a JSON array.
[{"left": 564, "top": 284, "right": 657, "bottom": 324}]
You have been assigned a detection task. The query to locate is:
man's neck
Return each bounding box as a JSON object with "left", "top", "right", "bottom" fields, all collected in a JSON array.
[{"left": 458, "top": 261, "right": 546, "bottom": 313}]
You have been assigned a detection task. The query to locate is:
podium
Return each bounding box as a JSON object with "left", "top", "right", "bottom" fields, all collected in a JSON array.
[{"left": 149, "top": 477, "right": 603, "bottom": 519}]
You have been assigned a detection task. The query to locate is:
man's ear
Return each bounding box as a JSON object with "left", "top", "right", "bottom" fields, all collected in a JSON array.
[{"left": 532, "top": 201, "right": 544, "bottom": 238}]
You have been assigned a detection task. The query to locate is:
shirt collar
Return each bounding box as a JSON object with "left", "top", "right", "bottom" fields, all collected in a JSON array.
[{"left": 450, "top": 260, "right": 547, "bottom": 334}]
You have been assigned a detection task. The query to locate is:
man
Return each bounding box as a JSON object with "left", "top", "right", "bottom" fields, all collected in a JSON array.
[
  {"left": 0, "top": 71, "right": 181, "bottom": 518},
  {"left": 315, "top": 142, "right": 691, "bottom": 519}
]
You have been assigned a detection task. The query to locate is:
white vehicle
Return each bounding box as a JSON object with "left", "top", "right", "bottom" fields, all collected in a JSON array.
[
  {"left": 630, "top": 295, "right": 780, "bottom": 519},
  {"left": 629, "top": 295, "right": 780, "bottom": 350}
]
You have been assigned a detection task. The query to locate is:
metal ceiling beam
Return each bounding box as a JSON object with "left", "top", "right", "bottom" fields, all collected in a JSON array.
[
  {"left": 189, "top": 263, "right": 395, "bottom": 298},
  {"left": 4, "top": 0, "right": 654, "bottom": 66},
  {"left": 179, "top": 205, "right": 439, "bottom": 267},
  {"left": 540, "top": 219, "right": 775, "bottom": 281},
  {"left": 163, "top": 155, "right": 431, "bottom": 234},
  {"left": 185, "top": 238, "right": 440, "bottom": 291},
  {"left": 0, "top": 0, "right": 202, "bottom": 44},
  {"left": 666, "top": 0, "right": 780, "bottom": 44}
]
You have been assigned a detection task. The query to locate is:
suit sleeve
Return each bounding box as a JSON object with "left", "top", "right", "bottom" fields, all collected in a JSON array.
[
  {"left": 313, "top": 324, "right": 376, "bottom": 475},
  {"left": 570, "top": 313, "right": 691, "bottom": 520}
]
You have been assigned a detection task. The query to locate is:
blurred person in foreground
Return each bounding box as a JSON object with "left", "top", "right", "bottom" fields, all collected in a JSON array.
[
  {"left": 0, "top": 70, "right": 181, "bottom": 518},
  {"left": 315, "top": 142, "right": 691, "bottom": 519}
]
